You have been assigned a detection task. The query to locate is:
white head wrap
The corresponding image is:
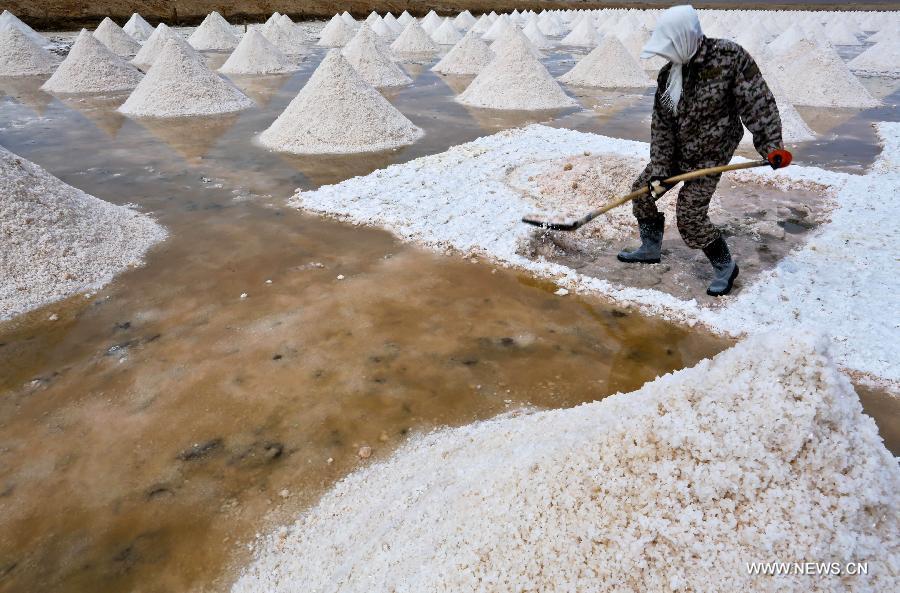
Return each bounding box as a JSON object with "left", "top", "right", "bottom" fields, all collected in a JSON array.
[{"left": 641, "top": 5, "right": 703, "bottom": 112}]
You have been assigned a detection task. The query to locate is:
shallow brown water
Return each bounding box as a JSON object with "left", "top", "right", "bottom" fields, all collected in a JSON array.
[{"left": 0, "top": 41, "right": 897, "bottom": 593}]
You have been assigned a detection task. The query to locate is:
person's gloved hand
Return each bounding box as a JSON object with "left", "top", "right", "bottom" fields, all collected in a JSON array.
[
  {"left": 767, "top": 148, "right": 793, "bottom": 170},
  {"left": 647, "top": 176, "right": 670, "bottom": 199}
]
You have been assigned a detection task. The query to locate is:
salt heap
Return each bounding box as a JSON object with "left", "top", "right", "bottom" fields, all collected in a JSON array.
[
  {"left": 397, "top": 11, "right": 414, "bottom": 27},
  {"left": 133, "top": 23, "right": 201, "bottom": 70},
  {"left": 42, "top": 29, "right": 142, "bottom": 93},
  {"left": 431, "top": 18, "right": 462, "bottom": 45},
  {"left": 264, "top": 12, "right": 280, "bottom": 26},
  {"left": 119, "top": 39, "right": 252, "bottom": 117},
  {"left": 0, "top": 10, "right": 47, "bottom": 47},
  {"left": 490, "top": 27, "right": 542, "bottom": 59},
  {"left": 471, "top": 14, "right": 493, "bottom": 35},
  {"left": 0, "top": 144, "right": 166, "bottom": 320},
  {"left": 453, "top": 10, "right": 476, "bottom": 30},
  {"left": 231, "top": 333, "right": 900, "bottom": 593},
  {"left": 522, "top": 19, "right": 553, "bottom": 49},
  {"left": 538, "top": 13, "right": 565, "bottom": 36},
  {"left": 432, "top": 30, "right": 494, "bottom": 76},
  {"left": 390, "top": 20, "right": 438, "bottom": 54},
  {"left": 383, "top": 13, "right": 402, "bottom": 33},
  {"left": 123, "top": 13, "right": 153, "bottom": 41},
  {"left": 370, "top": 17, "right": 396, "bottom": 39},
  {"left": 189, "top": 11, "right": 239, "bottom": 51},
  {"left": 219, "top": 29, "right": 297, "bottom": 75},
  {"left": 340, "top": 12, "right": 356, "bottom": 27},
  {"left": 259, "top": 50, "right": 423, "bottom": 154},
  {"left": 742, "top": 76, "right": 815, "bottom": 146},
  {"left": 93, "top": 17, "right": 141, "bottom": 57},
  {"left": 318, "top": 14, "right": 355, "bottom": 47},
  {"left": 774, "top": 39, "right": 879, "bottom": 108},
  {"left": 824, "top": 21, "right": 860, "bottom": 46},
  {"left": 560, "top": 35, "right": 652, "bottom": 88},
  {"left": 420, "top": 10, "right": 442, "bottom": 34},
  {"left": 848, "top": 39, "right": 900, "bottom": 77},
  {"left": 342, "top": 24, "right": 411, "bottom": 88},
  {"left": 0, "top": 27, "right": 56, "bottom": 76},
  {"left": 481, "top": 14, "right": 510, "bottom": 41},
  {"left": 263, "top": 17, "right": 307, "bottom": 55},
  {"left": 459, "top": 33, "right": 577, "bottom": 110},
  {"left": 561, "top": 16, "right": 599, "bottom": 47}
]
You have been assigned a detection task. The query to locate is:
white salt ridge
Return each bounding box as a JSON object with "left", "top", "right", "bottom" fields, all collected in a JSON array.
[
  {"left": 774, "top": 38, "right": 879, "bottom": 108},
  {"left": 430, "top": 18, "right": 462, "bottom": 45},
  {"left": 383, "top": 13, "right": 402, "bottom": 33},
  {"left": 123, "top": 13, "right": 153, "bottom": 41},
  {"left": 232, "top": 333, "right": 900, "bottom": 593},
  {"left": 365, "top": 11, "right": 380, "bottom": 25},
  {"left": 848, "top": 39, "right": 900, "bottom": 77},
  {"left": 263, "top": 18, "right": 307, "bottom": 55},
  {"left": 258, "top": 50, "right": 422, "bottom": 155},
  {"left": 119, "top": 39, "right": 252, "bottom": 117},
  {"left": 0, "top": 10, "right": 47, "bottom": 47},
  {"left": 0, "top": 144, "right": 166, "bottom": 320},
  {"left": 390, "top": 21, "right": 438, "bottom": 54},
  {"left": 432, "top": 30, "right": 494, "bottom": 76},
  {"left": 189, "top": 12, "right": 239, "bottom": 51},
  {"left": 219, "top": 29, "right": 297, "bottom": 75},
  {"left": 560, "top": 35, "right": 652, "bottom": 88},
  {"left": 0, "top": 27, "right": 56, "bottom": 76},
  {"left": 42, "top": 29, "right": 142, "bottom": 93},
  {"left": 342, "top": 24, "right": 411, "bottom": 88},
  {"left": 522, "top": 19, "right": 553, "bottom": 49},
  {"left": 561, "top": 17, "right": 599, "bottom": 46},
  {"left": 133, "top": 23, "right": 202, "bottom": 70},
  {"left": 93, "top": 17, "right": 141, "bottom": 57},
  {"left": 459, "top": 33, "right": 576, "bottom": 110},
  {"left": 318, "top": 14, "right": 355, "bottom": 47}
]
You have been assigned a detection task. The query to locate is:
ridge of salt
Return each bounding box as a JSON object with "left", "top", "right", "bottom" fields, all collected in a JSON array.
[
  {"left": 559, "top": 35, "right": 652, "bottom": 88},
  {"left": 342, "top": 24, "right": 411, "bottom": 88},
  {"left": 824, "top": 21, "right": 860, "bottom": 46},
  {"left": 0, "top": 27, "right": 56, "bottom": 76},
  {"left": 318, "top": 14, "right": 355, "bottom": 47},
  {"left": 93, "top": 17, "right": 141, "bottom": 57},
  {"left": 123, "top": 13, "right": 154, "bottom": 41},
  {"left": 848, "top": 38, "right": 900, "bottom": 77},
  {"left": 432, "top": 30, "right": 494, "bottom": 76},
  {"left": 431, "top": 18, "right": 463, "bottom": 45},
  {"left": 774, "top": 38, "right": 879, "bottom": 108},
  {"left": 0, "top": 10, "right": 47, "bottom": 47},
  {"left": 189, "top": 12, "right": 239, "bottom": 50},
  {"left": 42, "top": 29, "right": 142, "bottom": 93},
  {"left": 219, "top": 28, "right": 297, "bottom": 75},
  {"left": 471, "top": 14, "right": 493, "bottom": 34},
  {"left": 258, "top": 49, "right": 423, "bottom": 154},
  {"left": 390, "top": 21, "right": 438, "bottom": 54},
  {"left": 383, "top": 13, "right": 402, "bottom": 33},
  {"left": 133, "top": 23, "right": 202, "bottom": 70},
  {"left": 119, "top": 39, "right": 253, "bottom": 117}
]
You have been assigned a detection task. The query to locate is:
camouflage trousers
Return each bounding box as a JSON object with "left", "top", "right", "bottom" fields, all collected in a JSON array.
[{"left": 630, "top": 164, "right": 722, "bottom": 249}]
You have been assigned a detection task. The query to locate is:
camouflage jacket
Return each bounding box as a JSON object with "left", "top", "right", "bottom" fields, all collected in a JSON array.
[{"left": 649, "top": 36, "right": 783, "bottom": 176}]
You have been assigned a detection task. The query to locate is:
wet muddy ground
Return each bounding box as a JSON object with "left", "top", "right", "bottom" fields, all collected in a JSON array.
[{"left": 0, "top": 29, "right": 898, "bottom": 593}]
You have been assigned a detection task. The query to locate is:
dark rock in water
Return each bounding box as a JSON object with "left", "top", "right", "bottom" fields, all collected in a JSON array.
[
  {"left": 177, "top": 438, "right": 223, "bottom": 461},
  {"left": 272, "top": 354, "right": 283, "bottom": 360},
  {"left": 145, "top": 485, "right": 174, "bottom": 500}
]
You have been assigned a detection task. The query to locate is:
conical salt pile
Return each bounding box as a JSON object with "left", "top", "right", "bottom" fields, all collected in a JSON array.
[
  {"left": 133, "top": 23, "right": 202, "bottom": 70},
  {"left": 189, "top": 11, "right": 239, "bottom": 50},
  {"left": 258, "top": 50, "right": 423, "bottom": 154},
  {"left": 522, "top": 19, "right": 553, "bottom": 49},
  {"left": 774, "top": 38, "right": 879, "bottom": 108},
  {"left": 848, "top": 38, "right": 900, "bottom": 77},
  {"left": 454, "top": 10, "right": 476, "bottom": 30},
  {"left": 538, "top": 13, "right": 565, "bottom": 36},
  {"left": 42, "top": 29, "right": 142, "bottom": 93},
  {"left": 370, "top": 17, "right": 396, "bottom": 39},
  {"left": 93, "top": 17, "right": 140, "bottom": 57},
  {"left": 471, "top": 14, "right": 493, "bottom": 34},
  {"left": 219, "top": 29, "right": 297, "bottom": 75},
  {"left": 432, "top": 30, "right": 494, "bottom": 76},
  {"left": 383, "top": 13, "right": 402, "bottom": 33},
  {"left": 119, "top": 39, "right": 252, "bottom": 117},
  {"left": 458, "top": 33, "right": 577, "bottom": 110},
  {"left": 824, "top": 21, "right": 860, "bottom": 46},
  {"left": 741, "top": 76, "right": 814, "bottom": 146},
  {"left": 0, "top": 27, "right": 56, "bottom": 76},
  {"left": 390, "top": 21, "right": 438, "bottom": 54},
  {"left": 264, "top": 18, "right": 307, "bottom": 55},
  {"left": 431, "top": 18, "right": 463, "bottom": 45},
  {"left": 561, "top": 16, "right": 599, "bottom": 47},
  {"left": 491, "top": 27, "right": 542, "bottom": 59},
  {"left": 365, "top": 11, "right": 380, "bottom": 25},
  {"left": 123, "top": 13, "right": 153, "bottom": 41},
  {"left": 0, "top": 10, "right": 47, "bottom": 47},
  {"left": 342, "top": 24, "right": 411, "bottom": 88},
  {"left": 318, "top": 14, "right": 355, "bottom": 47},
  {"left": 560, "top": 35, "right": 652, "bottom": 88},
  {"left": 397, "top": 11, "right": 414, "bottom": 27},
  {"left": 768, "top": 24, "right": 807, "bottom": 55},
  {"left": 265, "top": 13, "right": 281, "bottom": 26},
  {"left": 421, "top": 10, "right": 442, "bottom": 34},
  {"left": 482, "top": 14, "right": 511, "bottom": 41},
  {"left": 340, "top": 12, "right": 356, "bottom": 27}
]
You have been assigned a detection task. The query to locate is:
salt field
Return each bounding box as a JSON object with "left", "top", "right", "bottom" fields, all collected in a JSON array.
[{"left": 0, "top": 6, "right": 898, "bottom": 593}]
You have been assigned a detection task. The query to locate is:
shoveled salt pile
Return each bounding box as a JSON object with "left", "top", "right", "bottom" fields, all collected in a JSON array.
[
  {"left": 0, "top": 27, "right": 56, "bottom": 76},
  {"left": 42, "top": 29, "right": 142, "bottom": 93},
  {"left": 318, "top": 14, "right": 355, "bottom": 47},
  {"left": 490, "top": 27, "right": 542, "bottom": 59},
  {"left": 773, "top": 38, "right": 879, "bottom": 108},
  {"left": 231, "top": 332, "right": 900, "bottom": 593},
  {"left": 430, "top": 18, "right": 462, "bottom": 45},
  {"left": 432, "top": 30, "right": 493, "bottom": 76},
  {"left": 0, "top": 144, "right": 166, "bottom": 320},
  {"left": 561, "top": 16, "right": 599, "bottom": 46},
  {"left": 0, "top": 10, "right": 47, "bottom": 47},
  {"left": 262, "top": 17, "right": 307, "bottom": 55},
  {"left": 390, "top": 20, "right": 438, "bottom": 54},
  {"left": 522, "top": 19, "right": 553, "bottom": 49},
  {"left": 420, "top": 10, "right": 442, "bottom": 34},
  {"left": 342, "top": 24, "right": 411, "bottom": 88},
  {"left": 93, "top": 17, "right": 141, "bottom": 57},
  {"left": 133, "top": 23, "right": 202, "bottom": 70},
  {"left": 119, "top": 39, "right": 252, "bottom": 117},
  {"left": 219, "top": 29, "right": 297, "bottom": 75},
  {"left": 258, "top": 50, "right": 423, "bottom": 154},
  {"left": 454, "top": 10, "right": 476, "bottom": 30},
  {"left": 458, "top": 33, "right": 577, "bottom": 110},
  {"left": 189, "top": 11, "right": 239, "bottom": 51},
  {"left": 848, "top": 39, "right": 900, "bottom": 77},
  {"left": 560, "top": 35, "right": 652, "bottom": 88},
  {"left": 123, "top": 12, "right": 153, "bottom": 41}
]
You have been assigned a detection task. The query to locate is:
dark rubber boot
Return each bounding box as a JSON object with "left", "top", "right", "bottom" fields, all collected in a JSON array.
[
  {"left": 617, "top": 215, "right": 665, "bottom": 264},
  {"left": 703, "top": 237, "right": 739, "bottom": 296}
]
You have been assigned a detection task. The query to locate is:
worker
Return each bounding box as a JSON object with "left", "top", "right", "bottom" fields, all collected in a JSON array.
[{"left": 617, "top": 4, "right": 790, "bottom": 296}]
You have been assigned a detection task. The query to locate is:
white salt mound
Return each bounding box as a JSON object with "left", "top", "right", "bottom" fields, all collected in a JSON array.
[
  {"left": 420, "top": 10, "right": 442, "bottom": 34},
  {"left": 453, "top": 10, "right": 476, "bottom": 30},
  {"left": 318, "top": 14, "right": 355, "bottom": 47},
  {"left": 342, "top": 24, "right": 411, "bottom": 88},
  {"left": 219, "top": 29, "right": 297, "bottom": 75},
  {"left": 0, "top": 10, "right": 47, "bottom": 47},
  {"left": 93, "top": 17, "right": 141, "bottom": 57},
  {"left": 0, "top": 27, "right": 56, "bottom": 76},
  {"left": 0, "top": 144, "right": 166, "bottom": 320},
  {"left": 189, "top": 12, "right": 239, "bottom": 51},
  {"left": 459, "top": 33, "right": 577, "bottom": 110},
  {"left": 481, "top": 14, "right": 510, "bottom": 41},
  {"left": 133, "top": 23, "right": 202, "bottom": 70},
  {"left": 370, "top": 18, "right": 396, "bottom": 39},
  {"left": 119, "top": 39, "right": 252, "bottom": 117},
  {"left": 561, "top": 16, "right": 599, "bottom": 46},
  {"left": 42, "top": 29, "right": 142, "bottom": 93},
  {"left": 258, "top": 49, "right": 423, "bottom": 155},
  {"left": 490, "top": 27, "right": 542, "bottom": 59},
  {"left": 522, "top": 19, "right": 553, "bottom": 49},
  {"left": 390, "top": 20, "right": 438, "bottom": 54},
  {"left": 263, "top": 18, "right": 307, "bottom": 55},
  {"left": 123, "top": 13, "right": 153, "bottom": 41},
  {"left": 232, "top": 333, "right": 900, "bottom": 593},
  {"left": 774, "top": 39, "right": 879, "bottom": 108},
  {"left": 340, "top": 12, "right": 356, "bottom": 27},
  {"left": 560, "top": 35, "right": 652, "bottom": 88},
  {"left": 397, "top": 11, "right": 414, "bottom": 27},
  {"left": 432, "top": 30, "right": 494, "bottom": 76},
  {"left": 848, "top": 39, "right": 900, "bottom": 77},
  {"left": 431, "top": 18, "right": 462, "bottom": 45}
]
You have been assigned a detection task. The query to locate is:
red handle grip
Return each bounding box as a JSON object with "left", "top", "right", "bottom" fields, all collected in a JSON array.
[{"left": 768, "top": 149, "right": 793, "bottom": 168}]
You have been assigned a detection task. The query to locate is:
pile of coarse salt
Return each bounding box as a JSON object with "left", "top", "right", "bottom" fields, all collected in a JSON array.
[
  {"left": 93, "top": 17, "right": 141, "bottom": 57},
  {"left": 420, "top": 10, "right": 442, "bottom": 34},
  {"left": 454, "top": 10, "right": 476, "bottom": 30},
  {"left": 561, "top": 16, "right": 599, "bottom": 46},
  {"left": 522, "top": 19, "right": 553, "bottom": 49},
  {"left": 0, "top": 144, "right": 166, "bottom": 320},
  {"left": 231, "top": 332, "right": 900, "bottom": 593},
  {"left": 42, "top": 29, "right": 142, "bottom": 93},
  {"left": 262, "top": 18, "right": 307, "bottom": 55},
  {"left": 219, "top": 29, "right": 297, "bottom": 75},
  {"left": 119, "top": 39, "right": 252, "bottom": 117},
  {"left": 0, "top": 27, "right": 56, "bottom": 76},
  {"left": 0, "top": 10, "right": 47, "bottom": 47},
  {"left": 123, "top": 12, "right": 154, "bottom": 41},
  {"left": 848, "top": 39, "right": 900, "bottom": 77},
  {"left": 560, "top": 34, "right": 652, "bottom": 88},
  {"left": 458, "top": 32, "right": 577, "bottom": 110},
  {"left": 490, "top": 27, "right": 542, "bottom": 59},
  {"left": 431, "top": 30, "right": 493, "bottom": 76},
  {"left": 773, "top": 38, "right": 879, "bottom": 108},
  {"left": 430, "top": 18, "right": 463, "bottom": 45},
  {"left": 742, "top": 75, "right": 815, "bottom": 147},
  {"left": 318, "top": 14, "right": 355, "bottom": 47},
  {"left": 133, "top": 23, "right": 202, "bottom": 70},
  {"left": 481, "top": 14, "right": 510, "bottom": 41},
  {"left": 370, "top": 17, "right": 396, "bottom": 39},
  {"left": 258, "top": 50, "right": 423, "bottom": 155},
  {"left": 189, "top": 11, "right": 239, "bottom": 51},
  {"left": 342, "top": 24, "right": 411, "bottom": 88},
  {"left": 390, "top": 20, "right": 438, "bottom": 54}
]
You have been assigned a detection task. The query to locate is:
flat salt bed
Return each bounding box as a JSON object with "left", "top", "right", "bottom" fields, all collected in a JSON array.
[{"left": 291, "top": 123, "right": 900, "bottom": 389}]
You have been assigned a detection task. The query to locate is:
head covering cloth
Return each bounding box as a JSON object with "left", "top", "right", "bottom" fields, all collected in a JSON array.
[{"left": 641, "top": 5, "right": 703, "bottom": 112}]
